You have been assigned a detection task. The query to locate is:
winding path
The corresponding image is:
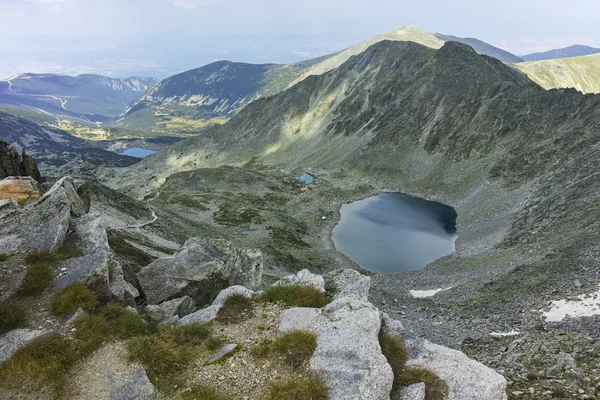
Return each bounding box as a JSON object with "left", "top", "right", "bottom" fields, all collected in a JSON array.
[{"left": 116, "top": 208, "right": 158, "bottom": 230}]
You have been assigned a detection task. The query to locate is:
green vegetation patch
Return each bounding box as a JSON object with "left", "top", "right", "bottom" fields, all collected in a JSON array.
[
  {"left": 19, "top": 246, "right": 83, "bottom": 296},
  {"left": 75, "top": 304, "right": 149, "bottom": 356},
  {"left": 251, "top": 330, "right": 317, "bottom": 369},
  {"left": 0, "top": 303, "right": 149, "bottom": 395},
  {"left": 127, "top": 322, "right": 219, "bottom": 391},
  {"left": 258, "top": 285, "right": 329, "bottom": 308},
  {"left": 268, "top": 226, "right": 310, "bottom": 248},
  {"left": 213, "top": 204, "right": 262, "bottom": 226},
  {"left": 0, "top": 254, "right": 9, "bottom": 262},
  {"left": 0, "top": 304, "right": 27, "bottom": 334},
  {"left": 0, "top": 334, "right": 78, "bottom": 391},
  {"left": 379, "top": 331, "right": 448, "bottom": 400},
  {"left": 266, "top": 375, "right": 329, "bottom": 400},
  {"left": 215, "top": 293, "right": 255, "bottom": 324},
  {"left": 50, "top": 283, "right": 98, "bottom": 317}
]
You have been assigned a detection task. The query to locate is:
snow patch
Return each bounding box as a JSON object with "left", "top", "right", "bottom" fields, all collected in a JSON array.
[
  {"left": 542, "top": 285, "right": 600, "bottom": 322},
  {"left": 409, "top": 287, "right": 452, "bottom": 298}
]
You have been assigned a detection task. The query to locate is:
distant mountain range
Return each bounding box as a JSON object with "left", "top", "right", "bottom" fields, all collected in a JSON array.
[
  {"left": 5, "top": 25, "right": 600, "bottom": 139},
  {"left": 0, "top": 73, "right": 158, "bottom": 123},
  {"left": 522, "top": 45, "right": 600, "bottom": 61},
  {"left": 117, "top": 25, "right": 524, "bottom": 134}
]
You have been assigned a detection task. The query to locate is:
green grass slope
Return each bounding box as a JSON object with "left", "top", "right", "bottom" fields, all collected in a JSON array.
[{"left": 515, "top": 53, "right": 600, "bottom": 93}]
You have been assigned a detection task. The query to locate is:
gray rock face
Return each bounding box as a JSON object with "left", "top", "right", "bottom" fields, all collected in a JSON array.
[
  {"left": 53, "top": 214, "right": 135, "bottom": 305},
  {"left": 226, "top": 247, "right": 263, "bottom": 290},
  {"left": 108, "top": 367, "right": 156, "bottom": 400},
  {"left": 146, "top": 296, "right": 196, "bottom": 321},
  {"left": 274, "top": 268, "right": 326, "bottom": 292},
  {"left": 40, "top": 176, "right": 88, "bottom": 217},
  {"left": 212, "top": 286, "right": 255, "bottom": 306},
  {"left": 145, "top": 305, "right": 165, "bottom": 322},
  {"left": 137, "top": 237, "right": 263, "bottom": 305},
  {"left": 279, "top": 296, "right": 393, "bottom": 400},
  {"left": 178, "top": 305, "right": 221, "bottom": 326},
  {"left": 0, "top": 179, "right": 72, "bottom": 253},
  {"left": 207, "top": 344, "right": 239, "bottom": 364},
  {"left": 159, "top": 296, "right": 196, "bottom": 317},
  {"left": 324, "top": 269, "right": 371, "bottom": 301},
  {"left": 176, "top": 284, "right": 257, "bottom": 326},
  {"left": 406, "top": 339, "right": 508, "bottom": 400},
  {"left": 381, "top": 312, "right": 405, "bottom": 338},
  {"left": 399, "top": 383, "right": 426, "bottom": 400},
  {"left": 0, "top": 329, "right": 49, "bottom": 362}
]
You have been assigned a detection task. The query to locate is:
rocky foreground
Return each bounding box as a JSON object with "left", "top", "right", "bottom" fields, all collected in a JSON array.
[{"left": 0, "top": 174, "right": 509, "bottom": 399}]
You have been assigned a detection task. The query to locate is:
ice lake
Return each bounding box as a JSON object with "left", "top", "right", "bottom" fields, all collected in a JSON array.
[{"left": 332, "top": 193, "right": 457, "bottom": 273}]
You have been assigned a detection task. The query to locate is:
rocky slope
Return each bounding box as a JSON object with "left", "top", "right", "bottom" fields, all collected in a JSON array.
[
  {"left": 515, "top": 53, "right": 600, "bottom": 93},
  {"left": 0, "top": 73, "right": 158, "bottom": 122},
  {"left": 118, "top": 25, "right": 522, "bottom": 134},
  {"left": 0, "top": 111, "right": 139, "bottom": 171}
]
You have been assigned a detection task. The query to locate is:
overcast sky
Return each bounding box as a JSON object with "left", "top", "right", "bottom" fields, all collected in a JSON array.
[{"left": 1, "top": 0, "right": 599, "bottom": 78}]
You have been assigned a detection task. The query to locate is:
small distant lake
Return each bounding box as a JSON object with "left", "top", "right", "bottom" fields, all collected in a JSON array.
[
  {"left": 332, "top": 193, "right": 457, "bottom": 273},
  {"left": 120, "top": 148, "right": 157, "bottom": 158}
]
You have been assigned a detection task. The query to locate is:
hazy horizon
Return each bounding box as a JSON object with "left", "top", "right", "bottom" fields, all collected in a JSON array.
[{"left": 1, "top": 0, "right": 599, "bottom": 79}]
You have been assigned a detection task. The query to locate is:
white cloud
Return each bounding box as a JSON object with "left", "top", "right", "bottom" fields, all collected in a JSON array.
[
  {"left": 172, "top": 0, "right": 223, "bottom": 9},
  {"left": 173, "top": 0, "right": 198, "bottom": 9},
  {"left": 26, "top": 0, "right": 69, "bottom": 13}
]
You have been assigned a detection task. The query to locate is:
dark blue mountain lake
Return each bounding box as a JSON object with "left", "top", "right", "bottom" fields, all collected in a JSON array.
[
  {"left": 332, "top": 193, "right": 457, "bottom": 273},
  {"left": 120, "top": 147, "right": 158, "bottom": 158}
]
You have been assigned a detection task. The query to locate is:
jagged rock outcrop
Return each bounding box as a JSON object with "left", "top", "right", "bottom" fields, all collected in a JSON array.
[
  {"left": 137, "top": 237, "right": 263, "bottom": 305},
  {"left": 406, "top": 339, "right": 508, "bottom": 400},
  {"left": 53, "top": 214, "right": 138, "bottom": 305},
  {"left": 0, "top": 140, "right": 42, "bottom": 182},
  {"left": 324, "top": 268, "right": 371, "bottom": 301},
  {"left": 0, "top": 177, "right": 41, "bottom": 207},
  {"left": 0, "top": 178, "right": 73, "bottom": 253},
  {"left": 274, "top": 268, "right": 326, "bottom": 292},
  {"left": 146, "top": 296, "right": 195, "bottom": 321},
  {"left": 277, "top": 269, "right": 508, "bottom": 400},
  {"left": 0, "top": 329, "right": 50, "bottom": 362},
  {"left": 176, "top": 285, "right": 255, "bottom": 326},
  {"left": 280, "top": 295, "right": 394, "bottom": 400}
]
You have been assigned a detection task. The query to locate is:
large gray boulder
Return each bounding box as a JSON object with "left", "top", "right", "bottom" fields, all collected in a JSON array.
[
  {"left": 406, "top": 339, "right": 508, "bottom": 400},
  {"left": 226, "top": 246, "right": 263, "bottom": 290},
  {"left": 137, "top": 238, "right": 263, "bottom": 305},
  {"left": 399, "top": 383, "right": 426, "bottom": 400},
  {"left": 178, "top": 305, "right": 220, "bottom": 326},
  {"left": 108, "top": 366, "right": 156, "bottom": 400},
  {"left": 53, "top": 214, "right": 137, "bottom": 305},
  {"left": 279, "top": 296, "right": 393, "bottom": 400},
  {"left": 212, "top": 286, "right": 255, "bottom": 306},
  {"left": 146, "top": 296, "right": 195, "bottom": 321},
  {"left": 0, "top": 178, "right": 74, "bottom": 253},
  {"left": 324, "top": 269, "right": 371, "bottom": 301},
  {"left": 40, "top": 176, "right": 88, "bottom": 217},
  {"left": 177, "top": 285, "right": 253, "bottom": 326},
  {"left": 274, "top": 268, "right": 325, "bottom": 292},
  {"left": 0, "top": 329, "right": 49, "bottom": 362}
]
